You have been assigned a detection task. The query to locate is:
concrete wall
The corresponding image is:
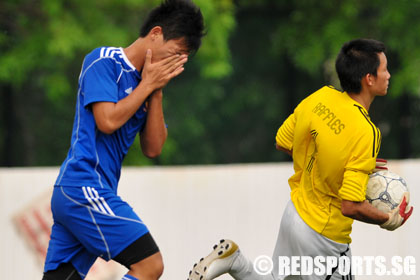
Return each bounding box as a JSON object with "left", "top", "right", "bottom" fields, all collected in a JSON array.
[{"left": 0, "top": 160, "right": 418, "bottom": 279}]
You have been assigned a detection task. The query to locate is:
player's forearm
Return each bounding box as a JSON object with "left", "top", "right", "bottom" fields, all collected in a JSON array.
[
  {"left": 92, "top": 82, "right": 154, "bottom": 134},
  {"left": 140, "top": 90, "right": 167, "bottom": 158},
  {"left": 341, "top": 200, "right": 389, "bottom": 224},
  {"left": 276, "top": 143, "right": 292, "bottom": 156}
]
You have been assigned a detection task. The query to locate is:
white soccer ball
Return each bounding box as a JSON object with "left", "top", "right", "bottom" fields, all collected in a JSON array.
[{"left": 366, "top": 170, "right": 409, "bottom": 213}]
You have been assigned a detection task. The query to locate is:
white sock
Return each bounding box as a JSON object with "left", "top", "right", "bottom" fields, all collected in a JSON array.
[{"left": 229, "top": 250, "right": 275, "bottom": 280}]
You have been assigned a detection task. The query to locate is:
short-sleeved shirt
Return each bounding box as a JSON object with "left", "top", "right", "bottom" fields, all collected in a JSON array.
[
  {"left": 276, "top": 86, "right": 381, "bottom": 244},
  {"left": 55, "top": 47, "right": 147, "bottom": 192}
]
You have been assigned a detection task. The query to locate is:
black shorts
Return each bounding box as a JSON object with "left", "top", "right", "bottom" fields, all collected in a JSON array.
[
  {"left": 114, "top": 231, "right": 160, "bottom": 269},
  {"left": 43, "top": 232, "right": 159, "bottom": 280}
]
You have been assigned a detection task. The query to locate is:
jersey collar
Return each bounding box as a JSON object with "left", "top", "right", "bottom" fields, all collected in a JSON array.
[
  {"left": 119, "top": 47, "right": 137, "bottom": 71},
  {"left": 119, "top": 47, "right": 141, "bottom": 79}
]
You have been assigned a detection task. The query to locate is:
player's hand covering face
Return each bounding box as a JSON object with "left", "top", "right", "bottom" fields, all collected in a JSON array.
[{"left": 141, "top": 48, "right": 188, "bottom": 91}]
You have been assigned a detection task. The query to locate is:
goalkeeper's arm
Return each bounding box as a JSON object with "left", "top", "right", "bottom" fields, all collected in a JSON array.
[
  {"left": 341, "top": 200, "right": 389, "bottom": 224},
  {"left": 275, "top": 143, "right": 292, "bottom": 157},
  {"left": 341, "top": 195, "right": 413, "bottom": 231}
]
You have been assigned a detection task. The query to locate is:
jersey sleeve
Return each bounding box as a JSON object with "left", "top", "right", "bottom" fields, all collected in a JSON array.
[
  {"left": 82, "top": 58, "right": 119, "bottom": 108},
  {"left": 276, "top": 112, "right": 296, "bottom": 151},
  {"left": 339, "top": 130, "right": 376, "bottom": 202}
]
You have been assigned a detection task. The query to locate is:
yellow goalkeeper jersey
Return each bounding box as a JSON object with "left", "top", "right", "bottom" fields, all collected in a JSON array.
[{"left": 276, "top": 86, "right": 381, "bottom": 244}]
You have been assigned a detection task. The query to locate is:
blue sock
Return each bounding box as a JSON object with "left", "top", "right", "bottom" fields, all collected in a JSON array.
[{"left": 121, "top": 274, "right": 138, "bottom": 280}]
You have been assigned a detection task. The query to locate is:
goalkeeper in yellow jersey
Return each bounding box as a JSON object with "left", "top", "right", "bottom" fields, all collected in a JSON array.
[{"left": 188, "top": 39, "right": 413, "bottom": 280}]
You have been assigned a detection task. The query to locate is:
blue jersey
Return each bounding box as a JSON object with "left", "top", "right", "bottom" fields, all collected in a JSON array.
[{"left": 55, "top": 47, "right": 147, "bottom": 191}]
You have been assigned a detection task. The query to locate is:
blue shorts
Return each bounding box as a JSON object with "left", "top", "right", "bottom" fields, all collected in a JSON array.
[{"left": 44, "top": 186, "right": 150, "bottom": 277}]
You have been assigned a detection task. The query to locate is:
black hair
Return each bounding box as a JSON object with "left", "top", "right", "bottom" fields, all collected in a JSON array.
[
  {"left": 335, "top": 39, "right": 386, "bottom": 93},
  {"left": 140, "top": 0, "right": 205, "bottom": 54}
]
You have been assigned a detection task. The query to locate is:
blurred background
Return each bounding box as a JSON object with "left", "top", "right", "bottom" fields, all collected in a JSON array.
[
  {"left": 1, "top": 1, "right": 420, "bottom": 279},
  {"left": 1, "top": 0, "right": 420, "bottom": 167}
]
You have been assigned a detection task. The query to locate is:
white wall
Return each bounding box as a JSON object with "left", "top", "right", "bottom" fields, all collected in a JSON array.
[{"left": 0, "top": 160, "right": 418, "bottom": 279}]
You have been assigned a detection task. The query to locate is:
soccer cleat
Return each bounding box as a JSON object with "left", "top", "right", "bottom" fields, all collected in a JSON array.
[{"left": 188, "top": 239, "right": 239, "bottom": 280}]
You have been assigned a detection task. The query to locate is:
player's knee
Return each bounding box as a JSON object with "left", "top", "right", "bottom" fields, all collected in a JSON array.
[
  {"left": 131, "top": 254, "right": 164, "bottom": 280},
  {"left": 145, "top": 253, "right": 164, "bottom": 279},
  {"left": 151, "top": 257, "right": 164, "bottom": 279},
  {"left": 114, "top": 233, "right": 163, "bottom": 279}
]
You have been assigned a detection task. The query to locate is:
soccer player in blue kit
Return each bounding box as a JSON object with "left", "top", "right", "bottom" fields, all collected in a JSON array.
[{"left": 42, "top": 1, "right": 205, "bottom": 280}]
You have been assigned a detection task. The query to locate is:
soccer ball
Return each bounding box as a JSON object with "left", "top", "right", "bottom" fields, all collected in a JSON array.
[{"left": 366, "top": 170, "right": 409, "bottom": 213}]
